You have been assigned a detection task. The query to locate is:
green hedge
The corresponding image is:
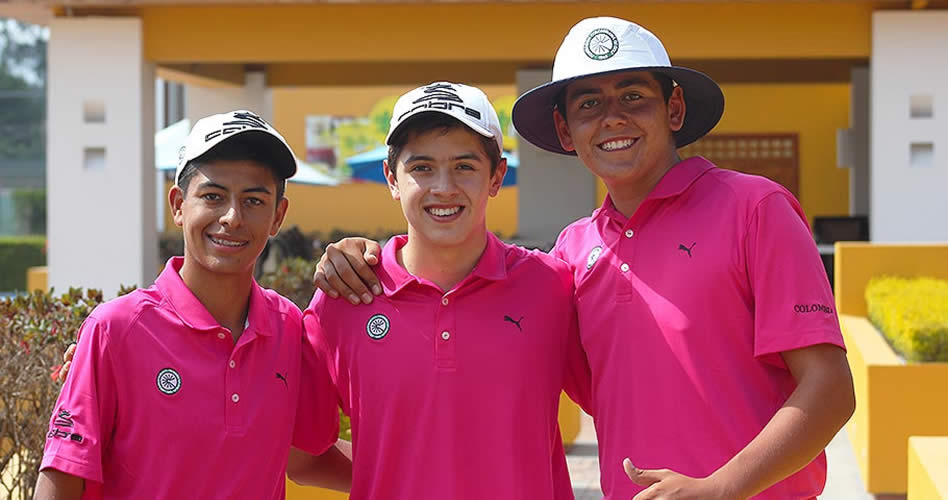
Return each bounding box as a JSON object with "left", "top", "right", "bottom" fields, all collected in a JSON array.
[
  {"left": 0, "top": 235, "right": 46, "bottom": 292},
  {"left": 866, "top": 276, "right": 948, "bottom": 362}
]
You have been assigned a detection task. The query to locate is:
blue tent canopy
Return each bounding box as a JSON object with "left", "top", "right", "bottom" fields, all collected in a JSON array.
[{"left": 347, "top": 146, "right": 518, "bottom": 186}]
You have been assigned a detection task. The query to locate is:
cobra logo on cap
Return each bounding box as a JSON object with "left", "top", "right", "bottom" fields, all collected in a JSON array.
[{"left": 584, "top": 28, "right": 619, "bottom": 61}]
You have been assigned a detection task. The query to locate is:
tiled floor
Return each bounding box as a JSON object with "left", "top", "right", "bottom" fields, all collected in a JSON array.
[{"left": 565, "top": 412, "right": 890, "bottom": 500}]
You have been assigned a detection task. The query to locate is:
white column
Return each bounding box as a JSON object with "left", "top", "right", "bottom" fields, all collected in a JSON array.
[
  {"left": 47, "top": 17, "right": 156, "bottom": 296},
  {"left": 515, "top": 69, "right": 596, "bottom": 247},
  {"left": 185, "top": 71, "right": 271, "bottom": 123},
  {"left": 871, "top": 11, "right": 948, "bottom": 241}
]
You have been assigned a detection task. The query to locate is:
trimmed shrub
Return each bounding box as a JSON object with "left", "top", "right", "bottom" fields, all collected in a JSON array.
[
  {"left": 0, "top": 288, "right": 112, "bottom": 500},
  {"left": 866, "top": 276, "right": 948, "bottom": 362},
  {"left": 0, "top": 235, "right": 45, "bottom": 292}
]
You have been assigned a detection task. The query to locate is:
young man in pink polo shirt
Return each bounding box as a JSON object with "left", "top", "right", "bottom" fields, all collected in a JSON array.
[
  {"left": 312, "top": 17, "right": 856, "bottom": 500},
  {"left": 35, "top": 110, "right": 349, "bottom": 499},
  {"left": 297, "top": 82, "right": 589, "bottom": 500}
]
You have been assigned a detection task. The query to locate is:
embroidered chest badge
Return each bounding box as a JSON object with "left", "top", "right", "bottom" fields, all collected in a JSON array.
[
  {"left": 156, "top": 368, "right": 182, "bottom": 395},
  {"left": 366, "top": 313, "right": 391, "bottom": 340},
  {"left": 586, "top": 246, "right": 603, "bottom": 270}
]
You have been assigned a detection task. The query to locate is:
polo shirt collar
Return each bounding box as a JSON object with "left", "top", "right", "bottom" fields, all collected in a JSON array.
[
  {"left": 593, "top": 156, "right": 716, "bottom": 222},
  {"left": 155, "top": 257, "right": 272, "bottom": 336},
  {"left": 378, "top": 232, "right": 508, "bottom": 296}
]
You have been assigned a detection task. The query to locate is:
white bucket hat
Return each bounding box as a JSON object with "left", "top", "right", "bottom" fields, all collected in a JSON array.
[
  {"left": 386, "top": 81, "right": 503, "bottom": 153},
  {"left": 176, "top": 110, "right": 297, "bottom": 184},
  {"left": 512, "top": 17, "right": 724, "bottom": 155}
]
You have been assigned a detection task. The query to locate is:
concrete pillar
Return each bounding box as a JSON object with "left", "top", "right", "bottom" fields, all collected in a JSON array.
[
  {"left": 185, "top": 71, "right": 272, "bottom": 123},
  {"left": 848, "top": 67, "right": 870, "bottom": 217},
  {"left": 871, "top": 11, "right": 948, "bottom": 241},
  {"left": 47, "top": 17, "right": 156, "bottom": 296},
  {"left": 515, "top": 69, "right": 597, "bottom": 248}
]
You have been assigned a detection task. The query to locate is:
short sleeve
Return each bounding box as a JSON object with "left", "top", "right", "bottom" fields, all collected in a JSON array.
[
  {"left": 40, "top": 317, "right": 117, "bottom": 485},
  {"left": 293, "top": 295, "right": 341, "bottom": 456},
  {"left": 745, "top": 192, "right": 845, "bottom": 364}
]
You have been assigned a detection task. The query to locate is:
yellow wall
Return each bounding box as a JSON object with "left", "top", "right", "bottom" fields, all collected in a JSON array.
[
  {"left": 908, "top": 437, "right": 948, "bottom": 500},
  {"left": 596, "top": 83, "right": 852, "bottom": 222},
  {"left": 140, "top": 3, "right": 875, "bottom": 64},
  {"left": 836, "top": 243, "right": 948, "bottom": 494}
]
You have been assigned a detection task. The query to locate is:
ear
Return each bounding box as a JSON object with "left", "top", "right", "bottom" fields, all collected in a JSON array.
[
  {"left": 553, "top": 109, "right": 577, "bottom": 153},
  {"left": 667, "top": 86, "right": 685, "bottom": 133},
  {"left": 383, "top": 160, "right": 401, "bottom": 201},
  {"left": 488, "top": 158, "right": 508, "bottom": 197},
  {"left": 169, "top": 185, "right": 185, "bottom": 228},
  {"left": 269, "top": 197, "right": 290, "bottom": 237}
]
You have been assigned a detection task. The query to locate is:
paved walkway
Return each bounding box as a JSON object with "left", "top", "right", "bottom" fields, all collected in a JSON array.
[{"left": 566, "top": 412, "right": 893, "bottom": 500}]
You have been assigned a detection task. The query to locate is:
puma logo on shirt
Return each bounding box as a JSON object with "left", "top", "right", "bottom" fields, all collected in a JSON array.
[
  {"left": 504, "top": 315, "right": 524, "bottom": 331},
  {"left": 275, "top": 372, "right": 288, "bottom": 388},
  {"left": 678, "top": 242, "right": 696, "bottom": 258}
]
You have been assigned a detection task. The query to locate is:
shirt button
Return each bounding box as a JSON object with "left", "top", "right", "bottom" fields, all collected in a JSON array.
[
  {"left": 231, "top": 393, "right": 240, "bottom": 403},
  {"left": 229, "top": 360, "right": 236, "bottom": 368},
  {"left": 217, "top": 332, "right": 226, "bottom": 339},
  {"left": 441, "top": 297, "right": 449, "bottom": 306},
  {"left": 625, "top": 229, "right": 634, "bottom": 238},
  {"left": 441, "top": 331, "right": 451, "bottom": 340},
  {"left": 620, "top": 263, "right": 630, "bottom": 272}
]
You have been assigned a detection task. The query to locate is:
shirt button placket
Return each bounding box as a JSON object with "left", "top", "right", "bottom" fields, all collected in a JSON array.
[
  {"left": 225, "top": 336, "right": 243, "bottom": 432},
  {"left": 435, "top": 293, "right": 457, "bottom": 370}
]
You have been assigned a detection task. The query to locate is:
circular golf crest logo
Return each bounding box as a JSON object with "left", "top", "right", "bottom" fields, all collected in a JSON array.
[
  {"left": 366, "top": 314, "right": 390, "bottom": 340},
  {"left": 156, "top": 368, "right": 181, "bottom": 395},
  {"left": 586, "top": 246, "right": 603, "bottom": 270},
  {"left": 584, "top": 28, "right": 619, "bottom": 61}
]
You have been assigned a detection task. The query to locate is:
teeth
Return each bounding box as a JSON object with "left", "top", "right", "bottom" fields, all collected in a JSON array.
[
  {"left": 428, "top": 207, "right": 461, "bottom": 217},
  {"left": 210, "top": 236, "right": 244, "bottom": 247},
  {"left": 600, "top": 138, "right": 634, "bottom": 151}
]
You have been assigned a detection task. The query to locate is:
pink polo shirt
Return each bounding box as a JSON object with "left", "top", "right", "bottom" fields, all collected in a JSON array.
[
  {"left": 552, "top": 157, "right": 844, "bottom": 499},
  {"left": 41, "top": 257, "right": 339, "bottom": 499},
  {"left": 302, "top": 232, "right": 589, "bottom": 500}
]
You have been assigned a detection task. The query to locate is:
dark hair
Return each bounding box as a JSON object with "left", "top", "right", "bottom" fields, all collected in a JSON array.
[
  {"left": 554, "top": 71, "right": 675, "bottom": 120},
  {"left": 386, "top": 113, "right": 502, "bottom": 180},
  {"left": 177, "top": 138, "right": 288, "bottom": 201}
]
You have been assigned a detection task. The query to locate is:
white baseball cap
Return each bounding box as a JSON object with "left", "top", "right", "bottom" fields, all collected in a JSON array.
[
  {"left": 175, "top": 110, "right": 297, "bottom": 184},
  {"left": 386, "top": 82, "right": 504, "bottom": 152},
  {"left": 512, "top": 17, "right": 724, "bottom": 155}
]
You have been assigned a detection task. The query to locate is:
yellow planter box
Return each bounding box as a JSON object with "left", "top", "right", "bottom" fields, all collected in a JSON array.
[
  {"left": 285, "top": 392, "right": 583, "bottom": 500},
  {"left": 26, "top": 266, "right": 48, "bottom": 293},
  {"left": 836, "top": 243, "right": 948, "bottom": 495},
  {"left": 908, "top": 437, "right": 948, "bottom": 500}
]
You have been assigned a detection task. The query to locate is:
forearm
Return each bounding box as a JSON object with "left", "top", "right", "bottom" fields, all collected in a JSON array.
[
  {"left": 286, "top": 441, "right": 353, "bottom": 492},
  {"left": 33, "top": 469, "right": 84, "bottom": 500},
  {"left": 710, "top": 350, "right": 855, "bottom": 498}
]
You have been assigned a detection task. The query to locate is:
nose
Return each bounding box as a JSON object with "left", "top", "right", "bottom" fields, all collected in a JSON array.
[
  {"left": 219, "top": 200, "right": 243, "bottom": 228},
  {"left": 601, "top": 97, "right": 629, "bottom": 128},
  {"left": 430, "top": 168, "right": 460, "bottom": 197}
]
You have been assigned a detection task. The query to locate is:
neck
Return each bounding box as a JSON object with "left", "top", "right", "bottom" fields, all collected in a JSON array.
[
  {"left": 399, "top": 227, "right": 489, "bottom": 292},
  {"left": 606, "top": 152, "right": 681, "bottom": 218},
  {"left": 178, "top": 256, "right": 253, "bottom": 339}
]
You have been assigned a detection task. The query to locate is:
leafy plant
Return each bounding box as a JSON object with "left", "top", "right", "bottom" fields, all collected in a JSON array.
[
  {"left": 0, "top": 288, "right": 111, "bottom": 500},
  {"left": 866, "top": 276, "right": 948, "bottom": 362}
]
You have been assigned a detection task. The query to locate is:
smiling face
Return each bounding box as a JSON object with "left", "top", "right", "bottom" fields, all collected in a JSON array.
[
  {"left": 170, "top": 160, "right": 288, "bottom": 278},
  {"left": 553, "top": 71, "right": 685, "bottom": 190},
  {"left": 384, "top": 125, "right": 506, "bottom": 252}
]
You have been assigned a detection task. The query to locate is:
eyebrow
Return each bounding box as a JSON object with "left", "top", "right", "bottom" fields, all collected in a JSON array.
[
  {"left": 404, "top": 152, "right": 484, "bottom": 163},
  {"left": 567, "top": 77, "right": 655, "bottom": 101},
  {"left": 195, "top": 181, "right": 272, "bottom": 195}
]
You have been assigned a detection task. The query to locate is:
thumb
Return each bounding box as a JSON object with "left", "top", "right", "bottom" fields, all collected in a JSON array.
[
  {"left": 364, "top": 242, "right": 381, "bottom": 266},
  {"left": 623, "top": 458, "right": 660, "bottom": 487}
]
